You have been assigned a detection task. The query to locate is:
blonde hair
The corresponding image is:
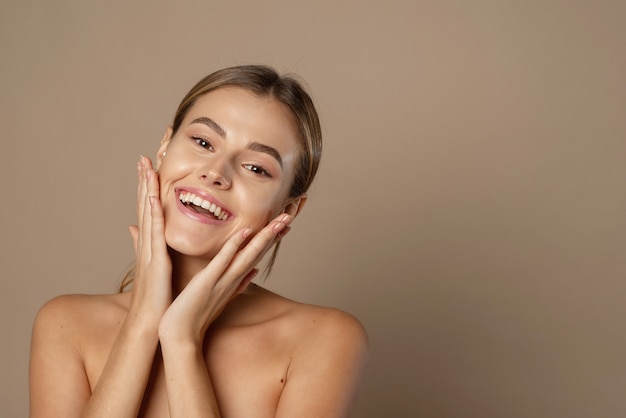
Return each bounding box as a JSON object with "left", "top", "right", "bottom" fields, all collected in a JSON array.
[{"left": 119, "top": 65, "right": 322, "bottom": 292}]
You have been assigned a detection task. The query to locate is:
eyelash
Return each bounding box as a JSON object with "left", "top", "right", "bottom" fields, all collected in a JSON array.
[
  {"left": 192, "top": 135, "right": 213, "bottom": 151},
  {"left": 191, "top": 135, "right": 271, "bottom": 178},
  {"left": 243, "top": 164, "right": 272, "bottom": 177}
]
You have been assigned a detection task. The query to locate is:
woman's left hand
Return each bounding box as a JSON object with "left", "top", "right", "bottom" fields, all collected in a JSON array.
[{"left": 157, "top": 213, "right": 292, "bottom": 346}]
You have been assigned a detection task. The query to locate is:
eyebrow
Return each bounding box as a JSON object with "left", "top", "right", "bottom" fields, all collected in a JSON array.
[
  {"left": 247, "top": 142, "right": 283, "bottom": 167},
  {"left": 190, "top": 116, "right": 227, "bottom": 138},
  {"left": 190, "top": 116, "right": 283, "bottom": 167}
]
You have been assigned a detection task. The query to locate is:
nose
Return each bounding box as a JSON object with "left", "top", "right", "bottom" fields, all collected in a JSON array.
[
  {"left": 203, "top": 172, "right": 231, "bottom": 188},
  {"left": 198, "top": 160, "right": 232, "bottom": 189}
]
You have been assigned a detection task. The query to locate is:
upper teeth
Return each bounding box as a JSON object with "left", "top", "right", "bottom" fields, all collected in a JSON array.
[{"left": 179, "top": 191, "right": 228, "bottom": 220}]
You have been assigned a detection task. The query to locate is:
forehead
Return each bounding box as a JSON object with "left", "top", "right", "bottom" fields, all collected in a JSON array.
[{"left": 183, "top": 87, "right": 299, "bottom": 148}]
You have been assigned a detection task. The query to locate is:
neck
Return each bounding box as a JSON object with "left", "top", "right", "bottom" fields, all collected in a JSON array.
[{"left": 168, "top": 248, "right": 211, "bottom": 296}]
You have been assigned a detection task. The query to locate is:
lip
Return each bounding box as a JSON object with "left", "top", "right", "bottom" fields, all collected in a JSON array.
[{"left": 174, "top": 187, "right": 233, "bottom": 225}]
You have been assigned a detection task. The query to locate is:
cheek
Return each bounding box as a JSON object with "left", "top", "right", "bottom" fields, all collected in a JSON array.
[
  {"left": 242, "top": 206, "right": 282, "bottom": 235},
  {"left": 262, "top": 209, "right": 273, "bottom": 226},
  {"left": 245, "top": 209, "right": 275, "bottom": 232}
]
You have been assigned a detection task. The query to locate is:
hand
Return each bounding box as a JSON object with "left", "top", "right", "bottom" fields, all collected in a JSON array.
[
  {"left": 157, "top": 213, "right": 293, "bottom": 345},
  {"left": 127, "top": 156, "right": 173, "bottom": 326}
]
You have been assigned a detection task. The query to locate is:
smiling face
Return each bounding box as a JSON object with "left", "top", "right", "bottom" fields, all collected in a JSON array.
[{"left": 155, "top": 86, "right": 302, "bottom": 259}]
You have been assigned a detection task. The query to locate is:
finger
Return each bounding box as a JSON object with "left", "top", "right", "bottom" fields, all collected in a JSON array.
[
  {"left": 138, "top": 156, "right": 156, "bottom": 222},
  {"left": 128, "top": 225, "right": 139, "bottom": 255},
  {"left": 187, "top": 214, "right": 292, "bottom": 299},
  {"left": 146, "top": 159, "right": 160, "bottom": 201},
  {"left": 149, "top": 196, "right": 168, "bottom": 258},
  {"left": 139, "top": 167, "right": 156, "bottom": 258},
  {"left": 276, "top": 225, "right": 291, "bottom": 241},
  {"left": 240, "top": 214, "right": 293, "bottom": 262},
  {"left": 213, "top": 214, "right": 293, "bottom": 284},
  {"left": 136, "top": 157, "right": 148, "bottom": 229},
  {"left": 145, "top": 158, "right": 162, "bottom": 241},
  {"left": 203, "top": 227, "right": 255, "bottom": 278}
]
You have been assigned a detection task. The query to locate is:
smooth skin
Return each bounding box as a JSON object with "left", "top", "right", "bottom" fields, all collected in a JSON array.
[{"left": 29, "top": 88, "right": 368, "bottom": 417}]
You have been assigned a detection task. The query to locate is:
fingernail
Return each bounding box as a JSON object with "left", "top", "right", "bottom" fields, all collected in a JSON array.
[
  {"left": 273, "top": 222, "right": 286, "bottom": 234},
  {"left": 242, "top": 228, "right": 253, "bottom": 239}
]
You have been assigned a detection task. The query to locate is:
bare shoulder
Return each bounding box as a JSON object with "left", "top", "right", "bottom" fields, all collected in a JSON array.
[
  {"left": 35, "top": 292, "right": 129, "bottom": 320},
  {"left": 246, "top": 285, "right": 368, "bottom": 347},
  {"left": 30, "top": 293, "right": 130, "bottom": 415},
  {"left": 289, "top": 301, "right": 369, "bottom": 350},
  {"left": 246, "top": 286, "right": 369, "bottom": 416},
  {"left": 33, "top": 292, "right": 129, "bottom": 340},
  {"left": 250, "top": 285, "right": 369, "bottom": 366}
]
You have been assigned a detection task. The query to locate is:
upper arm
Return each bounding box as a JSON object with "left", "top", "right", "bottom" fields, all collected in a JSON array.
[
  {"left": 29, "top": 296, "right": 92, "bottom": 418},
  {"left": 275, "top": 309, "right": 369, "bottom": 418}
]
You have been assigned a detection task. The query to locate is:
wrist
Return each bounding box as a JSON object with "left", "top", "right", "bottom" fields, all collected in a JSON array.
[
  {"left": 122, "top": 310, "right": 162, "bottom": 339},
  {"left": 159, "top": 333, "right": 204, "bottom": 358},
  {"left": 157, "top": 312, "right": 206, "bottom": 348}
]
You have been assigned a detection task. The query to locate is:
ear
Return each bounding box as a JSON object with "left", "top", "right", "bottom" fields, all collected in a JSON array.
[
  {"left": 155, "top": 126, "right": 173, "bottom": 170},
  {"left": 283, "top": 194, "right": 308, "bottom": 218}
]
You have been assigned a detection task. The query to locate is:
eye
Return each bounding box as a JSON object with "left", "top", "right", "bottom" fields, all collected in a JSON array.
[
  {"left": 243, "top": 163, "right": 272, "bottom": 177},
  {"left": 192, "top": 136, "right": 214, "bottom": 151}
]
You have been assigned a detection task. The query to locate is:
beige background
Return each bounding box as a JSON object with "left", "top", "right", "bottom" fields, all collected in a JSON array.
[{"left": 1, "top": 1, "right": 625, "bottom": 417}]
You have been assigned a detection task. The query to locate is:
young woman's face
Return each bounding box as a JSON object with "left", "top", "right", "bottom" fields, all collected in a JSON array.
[{"left": 155, "top": 87, "right": 301, "bottom": 259}]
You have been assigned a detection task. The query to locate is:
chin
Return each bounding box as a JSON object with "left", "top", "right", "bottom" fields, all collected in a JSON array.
[{"left": 165, "top": 229, "right": 225, "bottom": 260}]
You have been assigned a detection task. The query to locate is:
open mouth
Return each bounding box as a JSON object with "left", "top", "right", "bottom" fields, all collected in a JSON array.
[{"left": 178, "top": 191, "right": 230, "bottom": 221}]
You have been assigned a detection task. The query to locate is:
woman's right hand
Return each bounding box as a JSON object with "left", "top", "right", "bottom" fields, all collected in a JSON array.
[
  {"left": 78, "top": 156, "right": 174, "bottom": 417},
  {"left": 127, "top": 155, "right": 172, "bottom": 327}
]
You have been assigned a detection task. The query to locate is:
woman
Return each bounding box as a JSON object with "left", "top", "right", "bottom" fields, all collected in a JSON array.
[{"left": 29, "top": 65, "right": 368, "bottom": 417}]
